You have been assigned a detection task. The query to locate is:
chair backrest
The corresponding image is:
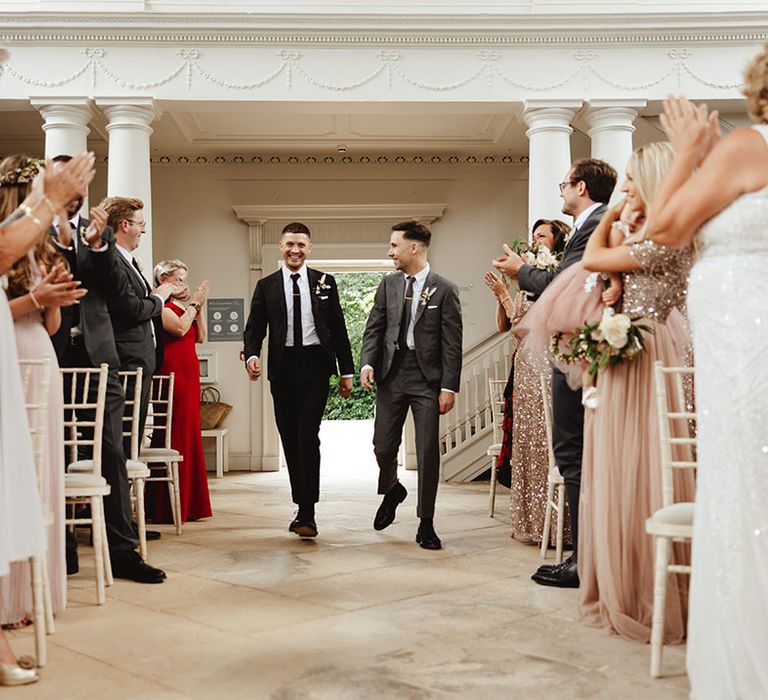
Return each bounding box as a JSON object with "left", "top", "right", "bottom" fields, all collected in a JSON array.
[
  {"left": 488, "top": 379, "right": 506, "bottom": 444},
  {"left": 652, "top": 361, "right": 697, "bottom": 509},
  {"left": 18, "top": 357, "right": 53, "bottom": 495},
  {"left": 118, "top": 368, "right": 143, "bottom": 460},
  {"left": 60, "top": 364, "right": 109, "bottom": 475},
  {"left": 146, "top": 373, "right": 175, "bottom": 450},
  {"left": 539, "top": 373, "right": 557, "bottom": 472}
]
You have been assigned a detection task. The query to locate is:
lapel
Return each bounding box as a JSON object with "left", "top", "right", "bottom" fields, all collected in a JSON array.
[
  {"left": 413, "top": 270, "right": 436, "bottom": 327},
  {"left": 271, "top": 270, "right": 288, "bottom": 334},
  {"left": 306, "top": 267, "right": 320, "bottom": 330},
  {"left": 118, "top": 252, "right": 148, "bottom": 295},
  {"left": 390, "top": 272, "right": 406, "bottom": 328}
]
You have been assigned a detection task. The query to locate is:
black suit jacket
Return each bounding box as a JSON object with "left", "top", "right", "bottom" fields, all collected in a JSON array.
[
  {"left": 51, "top": 218, "right": 123, "bottom": 369},
  {"left": 107, "top": 252, "right": 164, "bottom": 376},
  {"left": 360, "top": 270, "right": 463, "bottom": 392},
  {"left": 517, "top": 204, "right": 608, "bottom": 299},
  {"left": 243, "top": 267, "right": 354, "bottom": 382}
]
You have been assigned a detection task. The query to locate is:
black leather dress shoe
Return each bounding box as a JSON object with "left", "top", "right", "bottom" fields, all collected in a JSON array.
[
  {"left": 373, "top": 482, "right": 407, "bottom": 531},
  {"left": 534, "top": 554, "right": 575, "bottom": 577},
  {"left": 531, "top": 559, "right": 579, "bottom": 588},
  {"left": 416, "top": 523, "right": 442, "bottom": 550},
  {"left": 289, "top": 517, "right": 300, "bottom": 533},
  {"left": 294, "top": 519, "right": 318, "bottom": 538},
  {"left": 145, "top": 530, "right": 161, "bottom": 541},
  {"left": 111, "top": 550, "right": 166, "bottom": 584},
  {"left": 66, "top": 549, "right": 79, "bottom": 576}
]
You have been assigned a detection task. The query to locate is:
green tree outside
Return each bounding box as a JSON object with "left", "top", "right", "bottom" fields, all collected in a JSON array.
[{"left": 324, "top": 271, "right": 388, "bottom": 420}]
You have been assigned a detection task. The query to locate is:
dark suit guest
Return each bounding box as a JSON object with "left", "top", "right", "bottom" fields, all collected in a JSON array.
[
  {"left": 101, "top": 196, "right": 174, "bottom": 445},
  {"left": 50, "top": 156, "right": 167, "bottom": 584},
  {"left": 361, "top": 221, "right": 463, "bottom": 550},
  {"left": 493, "top": 158, "right": 617, "bottom": 587},
  {"left": 243, "top": 222, "right": 354, "bottom": 539}
]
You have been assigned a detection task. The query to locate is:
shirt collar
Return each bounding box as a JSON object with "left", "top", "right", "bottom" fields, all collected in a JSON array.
[
  {"left": 406, "top": 264, "right": 430, "bottom": 285},
  {"left": 115, "top": 244, "right": 134, "bottom": 264},
  {"left": 573, "top": 202, "right": 602, "bottom": 232},
  {"left": 282, "top": 264, "right": 307, "bottom": 281}
]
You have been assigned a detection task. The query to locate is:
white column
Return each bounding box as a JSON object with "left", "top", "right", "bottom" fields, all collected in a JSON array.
[
  {"left": 98, "top": 99, "right": 157, "bottom": 274},
  {"left": 31, "top": 98, "right": 92, "bottom": 208},
  {"left": 586, "top": 100, "right": 647, "bottom": 203},
  {"left": 523, "top": 101, "right": 582, "bottom": 232}
]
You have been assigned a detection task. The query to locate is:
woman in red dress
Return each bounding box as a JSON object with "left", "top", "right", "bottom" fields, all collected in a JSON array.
[{"left": 152, "top": 259, "right": 212, "bottom": 522}]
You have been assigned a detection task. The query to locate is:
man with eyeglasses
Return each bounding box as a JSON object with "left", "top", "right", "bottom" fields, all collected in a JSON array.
[
  {"left": 494, "top": 158, "right": 617, "bottom": 589},
  {"left": 50, "top": 157, "right": 168, "bottom": 585}
]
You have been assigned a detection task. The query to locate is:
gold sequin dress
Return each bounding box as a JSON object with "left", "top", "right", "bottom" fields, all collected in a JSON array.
[{"left": 579, "top": 240, "right": 696, "bottom": 643}]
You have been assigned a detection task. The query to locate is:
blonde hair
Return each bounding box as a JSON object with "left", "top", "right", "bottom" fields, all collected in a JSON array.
[
  {"left": 154, "top": 258, "right": 187, "bottom": 286},
  {"left": 624, "top": 141, "right": 675, "bottom": 244},
  {"left": 744, "top": 43, "right": 768, "bottom": 124}
]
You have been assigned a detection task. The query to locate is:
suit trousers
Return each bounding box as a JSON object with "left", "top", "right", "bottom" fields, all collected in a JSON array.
[
  {"left": 270, "top": 346, "right": 331, "bottom": 506},
  {"left": 373, "top": 350, "right": 440, "bottom": 519},
  {"left": 551, "top": 367, "right": 584, "bottom": 559},
  {"left": 117, "top": 354, "right": 155, "bottom": 459},
  {"left": 61, "top": 339, "right": 138, "bottom": 554}
]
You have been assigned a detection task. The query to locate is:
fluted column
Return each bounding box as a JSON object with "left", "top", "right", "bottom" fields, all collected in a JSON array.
[
  {"left": 31, "top": 98, "right": 92, "bottom": 208},
  {"left": 586, "top": 100, "right": 646, "bottom": 202},
  {"left": 523, "top": 101, "right": 582, "bottom": 232},
  {"left": 98, "top": 98, "right": 157, "bottom": 273}
]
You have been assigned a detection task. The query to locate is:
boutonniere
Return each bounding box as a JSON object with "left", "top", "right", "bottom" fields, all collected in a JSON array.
[
  {"left": 419, "top": 286, "right": 437, "bottom": 307},
  {"left": 78, "top": 224, "right": 90, "bottom": 246},
  {"left": 314, "top": 273, "right": 331, "bottom": 296}
]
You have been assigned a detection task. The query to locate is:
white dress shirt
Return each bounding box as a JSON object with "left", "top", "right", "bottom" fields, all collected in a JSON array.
[
  {"left": 404, "top": 264, "right": 430, "bottom": 351},
  {"left": 283, "top": 264, "right": 321, "bottom": 347},
  {"left": 571, "top": 201, "right": 603, "bottom": 235}
]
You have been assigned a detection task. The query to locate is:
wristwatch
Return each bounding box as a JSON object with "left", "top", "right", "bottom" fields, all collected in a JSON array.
[{"left": 189, "top": 302, "right": 200, "bottom": 310}]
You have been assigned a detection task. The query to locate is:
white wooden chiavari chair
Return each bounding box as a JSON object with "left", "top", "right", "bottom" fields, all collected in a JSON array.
[
  {"left": 18, "top": 357, "right": 53, "bottom": 667},
  {"left": 61, "top": 364, "right": 112, "bottom": 605},
  {"left": 486, "top": 378, "right": 507, "bottom": 517},
  {"left": 646, "top": 361, "right": 696, "bottom": 678},
  {"left": 68, "top": 368, "right": 151, "bottom": 561},
  {"left": 140, "top": 373, "right": 182, "bottom": 534},
  {"left": 539, "top": 372, "right": 566, "bottom": 565}
]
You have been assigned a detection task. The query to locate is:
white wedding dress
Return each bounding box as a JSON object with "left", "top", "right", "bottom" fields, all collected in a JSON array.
[
  {"left": 0, "top": 283, "right": 46, "bottom": 577},
  {"left": 686, "top": 124, "right": 768, "bottom": 698}
]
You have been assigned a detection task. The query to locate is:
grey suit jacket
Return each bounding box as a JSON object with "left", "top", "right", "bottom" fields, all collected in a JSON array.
[
  {"left": 517, "top": 204, "right": 608, "bottom": 299},
  {"left": 360, "top": 269, "right": 463, "bottom": 392},
  {"left": 107, "top": 253, "right": 163, "bottom": 374}
]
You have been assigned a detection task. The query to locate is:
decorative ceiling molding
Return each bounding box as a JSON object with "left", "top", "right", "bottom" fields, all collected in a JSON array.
[
  {"left": 232, "top": 203, "right": 446, "bottom": 225},
  {"left": 0, "top": 12, "right": 768, "bottom": 45},
  {"left": 141, "top": 154, "right": 527, "bottom": 165}
]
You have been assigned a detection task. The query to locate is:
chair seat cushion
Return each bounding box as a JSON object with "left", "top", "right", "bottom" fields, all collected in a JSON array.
[
  {"left": 140, "top": 447, "right": 182, "bottom": 461},
  {"left": 486, "top": 443, "right": 502, "bottom": 457},
  {"left": 65, "top": 473, "right": 110, "bottom": 495},
  {"left": 126, "top": 459, "right": 151, "bottom": 478},
  {"left": 67, "top": 459, "right": 95, "bottom": 473},
  {"left": 646, "top": 502, "right": 694, "bottom": 537}
]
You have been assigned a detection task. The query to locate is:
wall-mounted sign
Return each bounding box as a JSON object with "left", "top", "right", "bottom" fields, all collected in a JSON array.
[{"left": 207, "top": 298, "right": 245, "bottom": 342}]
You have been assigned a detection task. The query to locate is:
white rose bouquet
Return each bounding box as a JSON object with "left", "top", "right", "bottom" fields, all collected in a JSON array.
[
  {"left": 550, "top": 308, "right": 652, "bottom": 381},
  {"left": 506, "top": 239, "right": 562, "bottom": 273}
]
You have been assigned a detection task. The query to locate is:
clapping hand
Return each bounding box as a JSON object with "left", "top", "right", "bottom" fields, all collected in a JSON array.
[
  {"left": 191, "top": 279, "right": 209, "bottom": 306},
  {"left": 484, "top": 271, "right": 507, "bottom": 300},
  {"left": 82, "top": 206, "right": 108, "bottom": 249},
  {"left": 36, "top": 152, "right": 96, "bottom": 210},
  {"left": 33, "top": 263, "right": 87, "bottom": 308},
  {"left": 661, "top": 96, "right": 720, "bottom": 166}
]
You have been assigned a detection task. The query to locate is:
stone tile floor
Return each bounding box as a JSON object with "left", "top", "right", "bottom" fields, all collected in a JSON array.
[{"left": 4, "top": 421, "right": 689, "bottom": 698}]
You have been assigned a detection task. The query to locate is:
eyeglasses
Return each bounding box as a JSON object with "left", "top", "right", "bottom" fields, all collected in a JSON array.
[
  {"left": 558, "top": 181, "right": 575, "bottom": 192},
  {"left": 124, "top": 219, "right": 145, "bottom": 228}
]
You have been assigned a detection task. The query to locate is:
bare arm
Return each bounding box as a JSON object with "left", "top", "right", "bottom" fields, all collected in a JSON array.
[
  {"left": 582, "top": 203, "right": 641, "bottom": 273},
  {"left": 162, "top": 304, "right": 198, "bottom": 338}
]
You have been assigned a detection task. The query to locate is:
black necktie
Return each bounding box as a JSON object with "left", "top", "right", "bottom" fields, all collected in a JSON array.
[
  {"left": 398, "top": 276, "right": 415, "bottom": 351},
  {"left": 132, "top": 257, "right": 151, "bottom": 294},
  {"left": 291, "top": 273, "right": 303, "bottom": 348},
  {"left": 69, "top": 222, "right": 81, "bottom": 328}
]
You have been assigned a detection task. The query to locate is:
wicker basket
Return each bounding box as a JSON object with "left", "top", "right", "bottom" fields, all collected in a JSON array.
[{"left": 200, "top": 386, "right": 232, "bottom": 430}]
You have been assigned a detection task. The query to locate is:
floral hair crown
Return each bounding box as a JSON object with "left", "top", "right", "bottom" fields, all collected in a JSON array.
[{"left": 0, "top": 158, "right": 44, "bottom": 188}]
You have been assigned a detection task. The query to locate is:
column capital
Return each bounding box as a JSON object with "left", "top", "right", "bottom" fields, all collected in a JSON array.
[
  {"left": 522, "top": 101, "right": 583, "bottom": 137},
  {"left": 585, "top": 99, "right": 647, "bottom": 136},
  {"left": 97, "top": 98, "right": 159, "bottom": 135},
  {"left": 31, "top": 98, "right": 92, "bottom": 133}
]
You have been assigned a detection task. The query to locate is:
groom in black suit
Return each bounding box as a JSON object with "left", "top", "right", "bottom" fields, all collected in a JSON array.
[
  {"left": 243, "top": 222, "right": 354, "bottom": 538},
  {"left": 494, "top": 158, "right": 617, "bottom": 587},
  {"left": 50, "top": 178, "right": 167, "bottom": 584}
]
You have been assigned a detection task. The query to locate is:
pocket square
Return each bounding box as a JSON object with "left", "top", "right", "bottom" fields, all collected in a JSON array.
[
  {"left": 320, "top": 296, "right": 329, "bottom": 300},
  {"left": 427, "top": 305, "right": 438, "bottom": 309}
]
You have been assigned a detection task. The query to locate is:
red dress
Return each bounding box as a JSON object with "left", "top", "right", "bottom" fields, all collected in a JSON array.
[{"left": 152, "top": 302, "right": 212, "bottom": 522}]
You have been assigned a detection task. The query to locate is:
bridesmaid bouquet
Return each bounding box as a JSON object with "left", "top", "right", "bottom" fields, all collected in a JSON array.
[
  {"left": 550, "top": 308, "right": 653, "bottom": 380},
  {"left": 506, "top": 240, "right": 561, "bottom": 272}
]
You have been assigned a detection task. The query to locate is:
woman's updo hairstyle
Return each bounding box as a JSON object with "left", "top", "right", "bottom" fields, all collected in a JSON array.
[{"left": 743, "top": 43, "right": 768, "bottom": 124}]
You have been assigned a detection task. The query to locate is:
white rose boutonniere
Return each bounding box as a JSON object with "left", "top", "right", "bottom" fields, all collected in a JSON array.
[
  {"left": 420, "top": 286, "right": 437, "bottom": 307},
  {"left": 314, "top": 273, "right": 332, "bottom": 296}
]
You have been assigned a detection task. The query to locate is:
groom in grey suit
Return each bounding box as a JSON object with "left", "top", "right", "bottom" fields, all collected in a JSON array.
[
  {"left": 361, "top": 221, "right": 462, "bottom": 550},
  {"left": 494, "top": 158, "right": 617, "bottom": 587}
]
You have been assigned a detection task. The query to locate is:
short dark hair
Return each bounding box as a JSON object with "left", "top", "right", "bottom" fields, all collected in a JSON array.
[
  {"left": 569, "top": 158, "right": 617, "bottom": 204},
  {"left": 392, "top": 220, "right": 431, "bottom": 247},
  {"left": 282, "top": 222, "right": 311, "bottom": 237},
  {"left": 52, "top": 154, "right": 72, "bottom": 163},
  {"left": 532, "top": 218, "right": 571, "bottom": 255}
]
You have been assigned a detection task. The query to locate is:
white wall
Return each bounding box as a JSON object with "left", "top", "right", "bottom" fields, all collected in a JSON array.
[{"left": 150, "top": 160, "right": 529, "bottom": 469}]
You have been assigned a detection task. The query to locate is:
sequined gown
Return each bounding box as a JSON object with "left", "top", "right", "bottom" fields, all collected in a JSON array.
[
  {"left": 503, "top": 291, "right": 561, "bottom": 544},
  {"left": 686, "top": 124, "right": 768, "bottom": 698},
  {"left": 579, "top": 240, "right": 696, "bottom": 643}
]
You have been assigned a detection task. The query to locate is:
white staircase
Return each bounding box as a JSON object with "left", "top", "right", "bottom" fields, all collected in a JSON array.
[{"left": 439, "top": 332, "right": 512, "bottom": 482}]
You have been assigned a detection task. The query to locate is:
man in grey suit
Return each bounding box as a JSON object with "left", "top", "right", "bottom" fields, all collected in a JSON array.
[
  {"left": 494, "top": 158, "right": 617, "bottom": 587},
  {"left": 361, "top": 221, "right": 462, "bottom": 550},
  {"left": 102, "top": 196, "right": 174, "bottom": 444}
]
